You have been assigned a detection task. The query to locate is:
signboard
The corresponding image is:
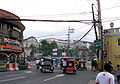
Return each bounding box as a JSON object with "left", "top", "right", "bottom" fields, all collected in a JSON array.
[
  {"left": 94, "top": 39, "right": 103, "bottom": 49},
  {"left": 4, "top": 38, "right": 20, "bottom": 45},
  {"left": 52, "top": 48, "right": 57, "bottom": 51},
  {"left": 103, "top": 50, "right": 107, "bottom": 58},
  {"left": 62, "top": 52, "right": 67, "bottom": 56},
  {"left": 52, "top": 52, "right": 57, "bottom": 56}
]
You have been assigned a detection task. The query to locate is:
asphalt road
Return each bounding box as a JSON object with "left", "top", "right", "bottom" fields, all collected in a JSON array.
[{"left": 0, "top": 67, "right": 97, "bottom": 84}]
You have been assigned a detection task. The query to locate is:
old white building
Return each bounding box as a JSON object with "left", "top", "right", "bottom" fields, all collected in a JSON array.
[{"left": 23, "top": 36, "right": 39, "bottom": 58}]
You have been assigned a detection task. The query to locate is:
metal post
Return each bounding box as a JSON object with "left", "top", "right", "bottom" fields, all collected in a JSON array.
[
  {"left": 67, "top": 27, "right": 70, "bottom": 58},
  {"left": 67, "top": 27, "right": 74, "bottom": 58},
  {"left": 97, "top": 0, "right": 103, "bottom": 71}
]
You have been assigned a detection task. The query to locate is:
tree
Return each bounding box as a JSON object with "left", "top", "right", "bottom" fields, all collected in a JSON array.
[
  {"left": 50, "top": 41, "right": 57, "bottom": 50},
  {"left": 40, "top": 40, "right": 50, "bottom": 56},
  {"left": 40, "top": 40, "right": 57, "bottom": 56},
  {"left": 89, "top": 44, "right": 96, "bottom": 57}
]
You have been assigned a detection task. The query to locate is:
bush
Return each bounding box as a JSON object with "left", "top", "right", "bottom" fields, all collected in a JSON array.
[
  {"left": 0, "top": 62, "right": 6, "bottom": 71},
  {"left": 0, "top": 62, "right": 5, "bottom": 66},
  {"left": 18, "top": 62, "right": 27, "bottom": 70}
]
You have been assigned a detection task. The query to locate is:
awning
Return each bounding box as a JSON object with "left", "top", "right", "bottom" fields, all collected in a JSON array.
[{"left": 0, "top": 44, "right": 22, "bottom": 52}]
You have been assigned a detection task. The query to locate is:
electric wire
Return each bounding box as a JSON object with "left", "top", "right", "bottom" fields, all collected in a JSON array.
[
  {"left": 72, "top": 25, "right": 94, "bottom": 45},
  {"left": 0, "top": 19, "right": 92, "bottom": 23}
]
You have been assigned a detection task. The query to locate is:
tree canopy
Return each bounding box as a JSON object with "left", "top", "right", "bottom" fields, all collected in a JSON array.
[{"left": 40, "top": 40, "right": 57, "bottom": 56}]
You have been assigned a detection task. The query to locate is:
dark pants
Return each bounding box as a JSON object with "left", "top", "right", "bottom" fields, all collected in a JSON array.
[
  {"left": 62, "top": 66, "right": 66, "bottom": 73},
  {"left": 36, "top": 64, "right": 39, "bottom": 69},
  {"left": 116, "top": 75, "right": 120, "bottom": 82}
]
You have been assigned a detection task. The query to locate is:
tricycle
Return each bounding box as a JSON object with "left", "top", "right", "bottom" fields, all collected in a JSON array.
[
  {"left": 62, "top": 60, "right": 76, "bottom": 74},
  {"left": 40, "top": 59, "right": 54, "bottom": 73}
]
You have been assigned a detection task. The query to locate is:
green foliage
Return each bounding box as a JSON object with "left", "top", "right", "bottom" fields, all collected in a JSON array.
[
  {"left": 69, "top": 48, "right": 75, "bottom": 57},
  {"left": 0, "top": 62, "right": 5, "bottom": 66},
  {"left": 57, "top": 48, "right": 63, "bottom": 57},
  {"left": 40, "top": 40, "right": 58, "bottom": 56},
  {"left": 89, "top": 44, "right": 96, "bottom": 56},
  {"left": 75, "top": 46, "right": 79, "bottom": 57},
  {"left": 20, "top": 62, "right": 26, "bottom": 65},
  {"left": 29, "top": 43, "right": 38, "bottom": 57}
]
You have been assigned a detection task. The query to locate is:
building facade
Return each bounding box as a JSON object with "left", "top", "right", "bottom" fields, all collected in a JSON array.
[
  {"left": 23, "top": 36, "right": 39, "bottom": 58},
  {"left": 0, "top": 9, "right": 25, "bottom": 63},
  {"left": 104, "top": 27, "right": 120, "bottom": 69}
]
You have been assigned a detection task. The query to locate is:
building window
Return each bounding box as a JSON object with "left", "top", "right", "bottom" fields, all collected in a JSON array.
[
  {"left": 13, "top": 26, "right": 21, "bottom": 33},
  {"left": 117, "top": 38, "right": 120, "bottom": 46},
  {"left": 2, "top": 23, "right": 8, "bottom": 29},
  {"left": 114, "top": 29, "right": 119, "bottom": 33}
]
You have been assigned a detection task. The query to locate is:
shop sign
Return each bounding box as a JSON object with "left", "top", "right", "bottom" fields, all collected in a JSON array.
[{"left": 4, "top": 38, "right": 20, "bottom": 45}]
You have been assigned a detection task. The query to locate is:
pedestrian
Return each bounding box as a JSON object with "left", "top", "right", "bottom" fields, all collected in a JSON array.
[
  {"left": 91, "top": 59, "right": 96, "bottom": 71},
  {"left": 96, "top": 63, "right": 115, "bottom": 84},
  {"left": 116, "top": 64, "right": 120, "bottom": 83},
  {"left": 108, "top": 61, "right": 113, "bottom": 73},
  {"left": 62, "top": 58, "right": 67, "bottom": 73},
  {"left": 35, "top": 58, "right": 40, "bottom": 69}
]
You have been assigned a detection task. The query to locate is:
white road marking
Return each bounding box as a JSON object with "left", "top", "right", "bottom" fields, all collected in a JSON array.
[
  {"left": 43, "top": 74, "right": 65, "bottom": 81},
  {"left": 25, "top": 71, "right": 32, "bottom": 73},
  {"left": 0, "top": 76, "right": 25, "bottom": 82},
  {"left": 56, "top": 74, "right": 65, "bottom": 77},
  {"left": 6, "top": 73, "right": 24, "bottom": 77},
  {"left": 6, "top": 71, "right": 32, "bottom": 77}
]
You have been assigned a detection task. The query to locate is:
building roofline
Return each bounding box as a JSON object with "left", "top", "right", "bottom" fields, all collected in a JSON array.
[{"left": 23, "top": 36, "right": 38, "bottom": 42}]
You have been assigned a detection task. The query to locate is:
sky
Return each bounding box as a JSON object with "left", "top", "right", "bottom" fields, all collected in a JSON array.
[{"left": 1, "top": 0, "right": 120, "bottom": 42}]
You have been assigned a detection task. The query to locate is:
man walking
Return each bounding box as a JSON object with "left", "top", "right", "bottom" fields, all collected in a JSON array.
[{"left": 96, "top": 63, "right": 115, "bottom": 84}]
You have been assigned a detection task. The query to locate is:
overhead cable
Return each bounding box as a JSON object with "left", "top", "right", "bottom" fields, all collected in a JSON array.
[
  {"left": 0, "top": 19, "right": 92, "bottom": 23},
  {"left": 72, "top": 25, "right": 94, "bottom": 45}
]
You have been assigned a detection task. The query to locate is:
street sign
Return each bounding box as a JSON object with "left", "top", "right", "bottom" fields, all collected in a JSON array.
[
  {"left": 94, "top": 39, "right": 103, "bottom": 49},
  {"left": 103, "top": 50, "right": 107, "bottom": 58}
]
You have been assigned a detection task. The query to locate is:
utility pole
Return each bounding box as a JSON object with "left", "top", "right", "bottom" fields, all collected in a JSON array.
[
  {"left": 67, "top": 27, "right": 70, "bottom": 58},
  {"left": 97, "top": 0, "right": 103, "bottom": 71},
  {"left": 67, "top": 27, "right": 74, "bottom": 58},
  {"left": 91, "top": 4, "right": 98, "bottom": 40}
]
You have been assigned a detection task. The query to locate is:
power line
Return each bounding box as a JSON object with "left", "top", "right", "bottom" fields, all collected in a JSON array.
[
  {"left": 0, "top": 19, "right": 92, "bottom": 23},
  {"left": 35, "top": 29, "right": 67, "bottom": 38},
  {"left": 102, "top": 5, "right": 120, "bottom": 11},
  {"left": 20, "top": 12, "right": 92, "bottom": 18},
  {"left": 102, "top": 17, "right": 120, "bottom": 22},
  {"left": 72, "top": 25, "right": 94, "bottom": 45}
]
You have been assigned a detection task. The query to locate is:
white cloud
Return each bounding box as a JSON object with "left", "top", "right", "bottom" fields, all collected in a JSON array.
[{"left": 1, "top": 0, "right": 120, "bottom": 42}]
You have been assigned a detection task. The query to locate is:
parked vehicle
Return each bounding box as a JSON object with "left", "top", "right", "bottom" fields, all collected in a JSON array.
[
  {"left": 62, "top": 60, "right": 76, "bottom": 74},
  {"left": 40, "top": 59, "right": 54, "bottom": 73}
]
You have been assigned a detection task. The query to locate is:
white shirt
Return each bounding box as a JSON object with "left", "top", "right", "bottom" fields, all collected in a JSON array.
[
  {"left": 63, "top": 60, "right": 67, "bottom": 66},
  {"left": 96, "top": 72, "right": 115, "bottom": 84},
  {"left": 35, "top": 60, "right": 40, "bottom": 64}
]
